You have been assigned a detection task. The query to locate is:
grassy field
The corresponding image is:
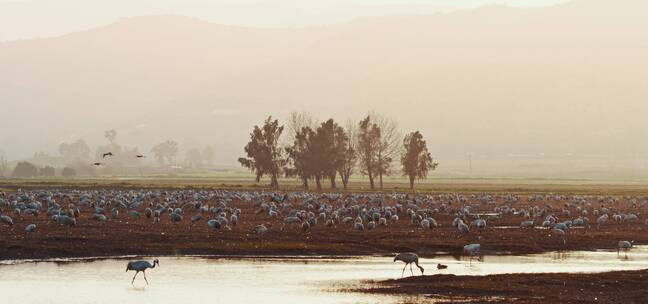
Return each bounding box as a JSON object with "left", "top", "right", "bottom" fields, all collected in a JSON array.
[{"left": 2, "top": 173, "right": 648, "bottom": 195}]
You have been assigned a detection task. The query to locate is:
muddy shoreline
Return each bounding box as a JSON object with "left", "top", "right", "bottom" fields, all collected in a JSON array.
[
  {"left": 355, "top": 269, "right": 648, "bottom": 303},
  {"left": 1, "top": 221, "right": 646, "bottom": 261}
]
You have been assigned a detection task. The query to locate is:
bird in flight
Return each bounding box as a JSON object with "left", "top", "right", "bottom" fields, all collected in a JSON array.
[
  {"left": 102, "top": 152, "right": 113, "bottom": 158},
  {"left": 93, "top": 162, "right": 104, "bottom": 166},
  {"left": 136, "top": 154, "right": 146, "bottom": 158}
]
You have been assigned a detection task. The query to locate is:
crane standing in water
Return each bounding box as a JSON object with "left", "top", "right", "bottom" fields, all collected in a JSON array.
[
  {"left": 394, "top": 252, "right": 424, "bottom": 278},
  {"left": 126, "top": 259, "right": 159, "bottom": 285}
]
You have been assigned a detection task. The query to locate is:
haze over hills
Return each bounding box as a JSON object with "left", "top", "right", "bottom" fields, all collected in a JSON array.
[{"left": 1, "top": 0, "right": 648, "bottom": 177}]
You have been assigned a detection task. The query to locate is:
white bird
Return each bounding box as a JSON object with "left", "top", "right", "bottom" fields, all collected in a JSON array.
[
  {"left": 393, "top": 252, "right": 424, "bottom": 278},
  {"left": 0, "top": 215, "right": 13, "bottom": 226},
  {"left": 25, "top": 224, "right": 36, "bottom": 232}
]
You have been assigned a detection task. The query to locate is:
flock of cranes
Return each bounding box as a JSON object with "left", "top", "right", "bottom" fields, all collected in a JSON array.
[{"left": 0, "top": 189, "right": 644, "bottom": 282}]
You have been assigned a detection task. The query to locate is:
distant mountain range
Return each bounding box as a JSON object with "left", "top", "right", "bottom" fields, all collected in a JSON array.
[{"left": 1, "top": 0, "right": 647, "bottom": 166}]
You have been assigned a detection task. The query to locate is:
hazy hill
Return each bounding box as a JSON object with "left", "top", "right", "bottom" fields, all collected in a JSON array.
[{"left": 2, "top": 0, "right": 648, "bottom": 171}]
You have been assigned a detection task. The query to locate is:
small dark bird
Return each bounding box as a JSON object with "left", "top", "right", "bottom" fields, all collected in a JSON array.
[
  {"left": 136, "top": 154, "right": 146, "bottom": 158},
  {"left": 437, "top": 263, "right": 448, "bottom": 270},
  {"left": 93, "top": 162, "right": 104, "bottom": 166},
  {"left": 102, "top": 152, "right": 113, "bottom": 158}
]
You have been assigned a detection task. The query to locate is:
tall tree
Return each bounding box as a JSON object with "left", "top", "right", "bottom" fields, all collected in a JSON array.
[
  {"left": 285, "top": 126, "right": 316, "bottom": 189},
  {"left": 314, "top": 119, "right": 346, "bottom": 189},
  {"left": 401, "top": 131, "right": 438, "bottom": 189},
  {"left": 357, "top": 116, "right": 381, "bottom": 190},
  {"left": 239, "top": 116, "right": 286, "bottom": 189},
  {"left": 337, "top": 121, "right": 357, "bottom": 190},
  {"left": 373, "top": 113, "right": 402, "bottom": 190}
]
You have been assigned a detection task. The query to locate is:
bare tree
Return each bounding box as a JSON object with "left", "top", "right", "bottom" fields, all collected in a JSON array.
[
  {"left": 285, "top": 111, "right": 316, "bottom": 146},
  {"left": 401, "top": 131, "right": 438, "bottom": 189},
  {"left": 372, "top": 112, "right": 402, "bottom": 190},
  {"left": 357, "top": 115, "right": 381, "bottom": 189},
  {"left": 337, "top": 120, "right": 357, "bottom": 190}
]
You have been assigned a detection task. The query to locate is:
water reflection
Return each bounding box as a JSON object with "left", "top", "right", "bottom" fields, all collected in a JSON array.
[{"left": 1, "top": 247, "right": 648, "bottom": 304}]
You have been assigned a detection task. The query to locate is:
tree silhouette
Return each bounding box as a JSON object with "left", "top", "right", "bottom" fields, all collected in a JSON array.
[
  {"left": 39, "top": 166, "right": 56, "bottom": 177},
  {"left": 401, "top": 131, "right": 438, "bottom": 189},
  {"left": 12, "top": 161, "right": 38, "bottom": 177},
  {"left": 337, "top": 121, "right": 357, "bottom": 190},
  {"left": 239, "top": 116, "right": 286, "bottom": 189},
  {"left": 357, "top": 116, "right": 381, "bottom": 189},
  {"left": 372, "top": 113, "right": 401, "bottom": 190},
  {"left": 152, "top": 140, "right": 179, "bottom": 168},
  {"left": 314, "top": 119, "right": 346, "bottom": 189},
  {"left": 286, "top": 126, "right": 316, "bottom": 189}
]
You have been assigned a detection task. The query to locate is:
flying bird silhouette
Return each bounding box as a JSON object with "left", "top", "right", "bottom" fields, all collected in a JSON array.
[
  {"left": 93, "top": 162, "right": 104, "bottom": 166},
  {"left": 102, "top": 152, "right": 113, "bottom": 158},
  {"left": 136, "top": 154, "right": 146, "bottom": 158}
]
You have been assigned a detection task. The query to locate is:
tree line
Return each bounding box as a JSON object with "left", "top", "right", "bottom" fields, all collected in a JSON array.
[{"left": 239, "top": 112, "right": 437, "bottom": 190}]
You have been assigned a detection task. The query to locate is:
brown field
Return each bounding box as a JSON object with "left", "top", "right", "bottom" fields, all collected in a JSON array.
[{"left": 1, "top": 178, "right": 648, "bottom": 259}]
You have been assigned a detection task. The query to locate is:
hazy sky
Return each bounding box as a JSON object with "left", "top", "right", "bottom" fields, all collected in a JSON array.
[{"left": 0, "top": 0, "right": 567, "bottom": 41}]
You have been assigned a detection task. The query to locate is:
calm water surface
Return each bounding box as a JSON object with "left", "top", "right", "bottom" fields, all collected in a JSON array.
[{"left": 2, "top": 246, "right": 648, "bottom": 304}]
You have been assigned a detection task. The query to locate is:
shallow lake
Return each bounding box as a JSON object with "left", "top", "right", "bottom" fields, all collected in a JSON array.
[{"left": 1, "top": 246, "right": 647, "bottom": 304}]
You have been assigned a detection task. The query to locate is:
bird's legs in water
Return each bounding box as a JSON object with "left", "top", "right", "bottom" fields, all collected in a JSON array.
[
  {"left": 131, "top": 271, "right": 139, "bottom": 284},
  {"left": 401, "top": 263, "right": 407, "bottom": 278},
  {"left": 143, "top": 270, "right": 149, "bottom": 285}
]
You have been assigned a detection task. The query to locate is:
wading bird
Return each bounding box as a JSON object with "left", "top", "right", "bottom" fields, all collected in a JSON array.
[
  {"left": 394, "top": 252, "right": 424, "bottom": 278},
  {"left": 464, "top": 243, "right": 481, "bottom": 264},
  {"left": 126, "top": 259, "right": 159, "bottom": 285},
  {"left": 618, "top": 240, "right": 634, "bottom": 255}
]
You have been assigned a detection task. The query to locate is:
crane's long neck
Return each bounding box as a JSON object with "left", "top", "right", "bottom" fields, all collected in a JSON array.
[{"left": 150, "top": 261, "right": 156, "bottom": 269}]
